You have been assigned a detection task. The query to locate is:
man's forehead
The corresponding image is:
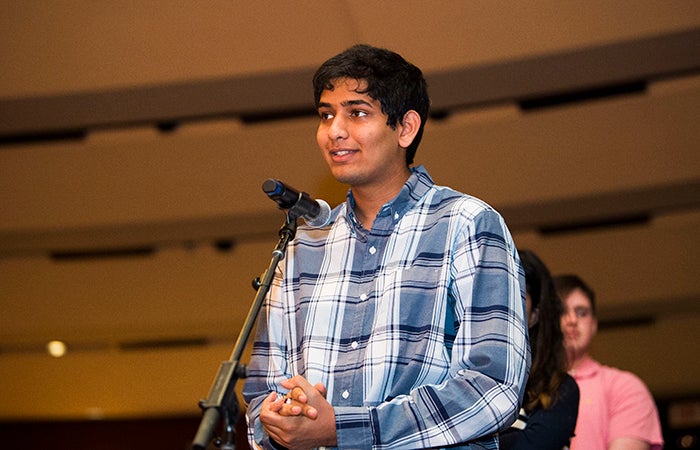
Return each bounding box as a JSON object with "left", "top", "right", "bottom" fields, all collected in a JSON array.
[
  {"left": 327, "top": 77, "right": 368, "bottom": 92},
  {"left": 566, "top": 289, "right": 592, "bottom": 307},
  {"left": 319, "top": 78, "right": 371, "bottom": 101},
  {"left": 318, "top": 79, "right": 378, "bottom": 108}
]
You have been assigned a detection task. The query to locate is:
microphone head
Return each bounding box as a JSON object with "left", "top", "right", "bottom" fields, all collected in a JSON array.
[
  {"left": 304, "top": 198, "right": 331, "bottom": 228},
  {"left": 262, "top": 178, "right": 279, "bottom": 194},
  {"left": 263, "top": 178, "right": 299, "bottom": 209}
]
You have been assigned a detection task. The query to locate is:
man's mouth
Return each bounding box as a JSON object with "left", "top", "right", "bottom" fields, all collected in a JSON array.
[{"left": 330, "top": 149, "right": 356, "bottom": 157}]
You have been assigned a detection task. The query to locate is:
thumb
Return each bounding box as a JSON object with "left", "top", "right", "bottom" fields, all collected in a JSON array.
[{"left": 314, "top": 382, "right": 328, "bottom": 398}]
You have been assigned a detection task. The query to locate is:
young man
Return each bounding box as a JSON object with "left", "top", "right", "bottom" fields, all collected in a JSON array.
[
  {"left": 242, "top": 44, "right": 530, "bottom": 449},
  {"left": 555, "top": 274, "right": 664, "bottom": 450}
]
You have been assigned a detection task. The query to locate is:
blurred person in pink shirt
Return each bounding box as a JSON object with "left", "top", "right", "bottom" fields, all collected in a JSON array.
[{"left": 555, "top": 274, "right": 664, "bottom": 450}]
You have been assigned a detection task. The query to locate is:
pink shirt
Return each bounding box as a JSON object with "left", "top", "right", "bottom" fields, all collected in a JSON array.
[{"left": 570, "top": 355, "right": 664, "bottom": 450}]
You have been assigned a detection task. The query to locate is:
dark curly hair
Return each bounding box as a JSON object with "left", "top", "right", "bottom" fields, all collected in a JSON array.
[{"left": 312, "top": 44, "right": 430, "bottom": 166}]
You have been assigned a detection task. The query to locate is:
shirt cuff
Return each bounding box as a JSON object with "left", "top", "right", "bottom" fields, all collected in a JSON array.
[{"left": 334, "top": 406, "right": 374, "bottom": 449}]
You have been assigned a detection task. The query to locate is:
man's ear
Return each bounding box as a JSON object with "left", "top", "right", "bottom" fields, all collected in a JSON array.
[{"left": 398, "top": 110, "right": 421, "bottom": 149}]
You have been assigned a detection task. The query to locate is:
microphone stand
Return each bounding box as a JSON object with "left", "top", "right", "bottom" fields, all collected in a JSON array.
[{"left": 192, "top": 211, "right": 300, "bottom": 450}]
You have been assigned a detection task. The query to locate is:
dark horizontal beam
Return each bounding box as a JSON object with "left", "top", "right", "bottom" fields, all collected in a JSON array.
[
  {"left": 428, "top": 27, "right": 700, "bottom": 110},
  {"left": 500, "top": 178, "right": 700, "bottom": 233},
  {"left": 0, "top": 69, "right": 316, "bottom": 140},
  {"left": 1, "top": 27, "right": 698, "bottom": 140},
  {"left": 1, "top": 179, "right": 698, "bottom": 258}
]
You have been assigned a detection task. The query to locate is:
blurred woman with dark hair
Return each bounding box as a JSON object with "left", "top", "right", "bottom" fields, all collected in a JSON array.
[{"left": 500, "top": 249, "right": 580, "bottom": 450}]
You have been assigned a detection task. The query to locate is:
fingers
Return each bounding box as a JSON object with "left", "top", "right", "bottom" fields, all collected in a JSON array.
[
  {"left": 282, "top": 376, "right": 328, "bottom": 399},
  {"left": 263, "top": 391, "right": 283, "bottom": 413},
  {"left": 282, "top": 392, "right": 317, "bottom": 419},
  {"left": 286, "top": 386, "right": 309, "bottom": 404},
  {"left": 300, "top": 402, "right": 318, "bottom": 419},
  {"left": 261, "top": 391, "right": 299, "bottom": 416},
  {"left": 278, "top": 376, "right": 328, "bottom": 419},
  {"left": 259, "top": 390, "right": 317, "bottom": 447},
  {"left": 281, "top": 374, "right": 314, "bottom": 393}
]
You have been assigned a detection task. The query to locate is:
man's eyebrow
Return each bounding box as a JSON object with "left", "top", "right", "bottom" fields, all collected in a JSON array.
[
  {"left": 343, "top": 99, "right": 372, "bottom": 107},
  {"left": 317, "top": 99, "right": 373, "bottom": 109}
]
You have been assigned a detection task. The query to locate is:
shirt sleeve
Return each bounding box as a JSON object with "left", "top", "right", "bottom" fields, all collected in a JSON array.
[
  {"left": 242, "top": 265, "right": 292, "bottom": 450},
  {"left": 499, "top": 375, "right": 580, "bottom": 450},
  {"left": 607, "top": 369, "right": 664, "bottom": 449}
]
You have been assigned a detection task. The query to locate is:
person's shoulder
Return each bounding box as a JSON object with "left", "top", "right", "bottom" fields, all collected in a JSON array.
[
  {"left": 562, "top": 373, "right": 579, "bottom": 389},
  {"left": 559, "top": 373, "right": 581, "bottom": 399},
  {"left": 416, "top": 166, "right": 492, "bottom": 211},
  {"left": 418, "top": 168, "right": 509, "bottom": 230},
  {"left": 599, "top": 363, "right": 644, "bottom": 383},
  {"left": 431, "top": 184, "right": 498, "bottom": 216},
  {"left": 599, "top": 363, "right": 653, "bottom": 397}
]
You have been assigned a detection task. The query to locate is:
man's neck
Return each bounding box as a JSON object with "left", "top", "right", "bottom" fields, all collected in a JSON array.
[
  {"left": 352, "top": 191, "right": 389, "bottom": 229},
  {"left": 351, "top": 169, "right": 410, "bottom": 229},
  {"left": 567, "top": 350, "right": 590, "bottom": 372}
]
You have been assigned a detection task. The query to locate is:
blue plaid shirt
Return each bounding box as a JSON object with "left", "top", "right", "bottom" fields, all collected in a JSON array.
[{"left": 243, "top": 166, "right": 529, "bottom": 449}]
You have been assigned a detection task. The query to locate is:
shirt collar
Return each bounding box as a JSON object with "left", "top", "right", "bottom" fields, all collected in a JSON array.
[
  {"left": 343, "top": 165, "right": 433, "bottom": 235},
  {"left": 569, "top": 354, "right": 601, "bottom": 380}
]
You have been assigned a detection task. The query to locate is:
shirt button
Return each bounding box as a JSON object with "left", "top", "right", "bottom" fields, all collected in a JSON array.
[
  {"left": 394, "top": 212, "right": 399, "bottom": 220},
  {"left": 359, "top": 293, "right": 368, "bottom": 301},
  {"left": 342, "top": 390, "right": 350, "bottom": 399},
  {"left": 351, "top": 341, "right": 358, "bottom": 349},
  {"left": 369, "top": 246, "right": 376, "bottom": 255}
]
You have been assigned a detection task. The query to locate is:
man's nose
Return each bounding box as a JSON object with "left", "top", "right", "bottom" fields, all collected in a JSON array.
[
  {"left": 328, "top": 116, "right": 348, "bottom": 140},
  {"left": 562, "top": 310, "right": 576, "bottom": 324}
]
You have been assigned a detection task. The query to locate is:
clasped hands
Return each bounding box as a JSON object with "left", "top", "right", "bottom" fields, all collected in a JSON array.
[{"left": 259, "top": 375, "right": 337, "bottom": 449}]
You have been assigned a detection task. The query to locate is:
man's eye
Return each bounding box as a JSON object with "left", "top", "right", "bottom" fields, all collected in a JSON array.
[
  {"left": 575, "top": 308, "right": 590, "bottom": 318},
  {"left": 319, "top": 112, "right": 334, "bottom": 120},
  {"left": 351, "top": 110, "right": 368, "bottom": 118}
]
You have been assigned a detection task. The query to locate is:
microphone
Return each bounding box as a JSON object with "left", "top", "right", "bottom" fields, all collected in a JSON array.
[{"left": 262, "top": 179, "right": 331, "bottom": 228}]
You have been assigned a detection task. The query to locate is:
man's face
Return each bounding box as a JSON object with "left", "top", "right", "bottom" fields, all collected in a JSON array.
[
  {"left": 316, "top": 78, "right": 409, "bottom": 189},
  {"left": 560, "top": 288, "right": 598, "bottom": 360}
]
